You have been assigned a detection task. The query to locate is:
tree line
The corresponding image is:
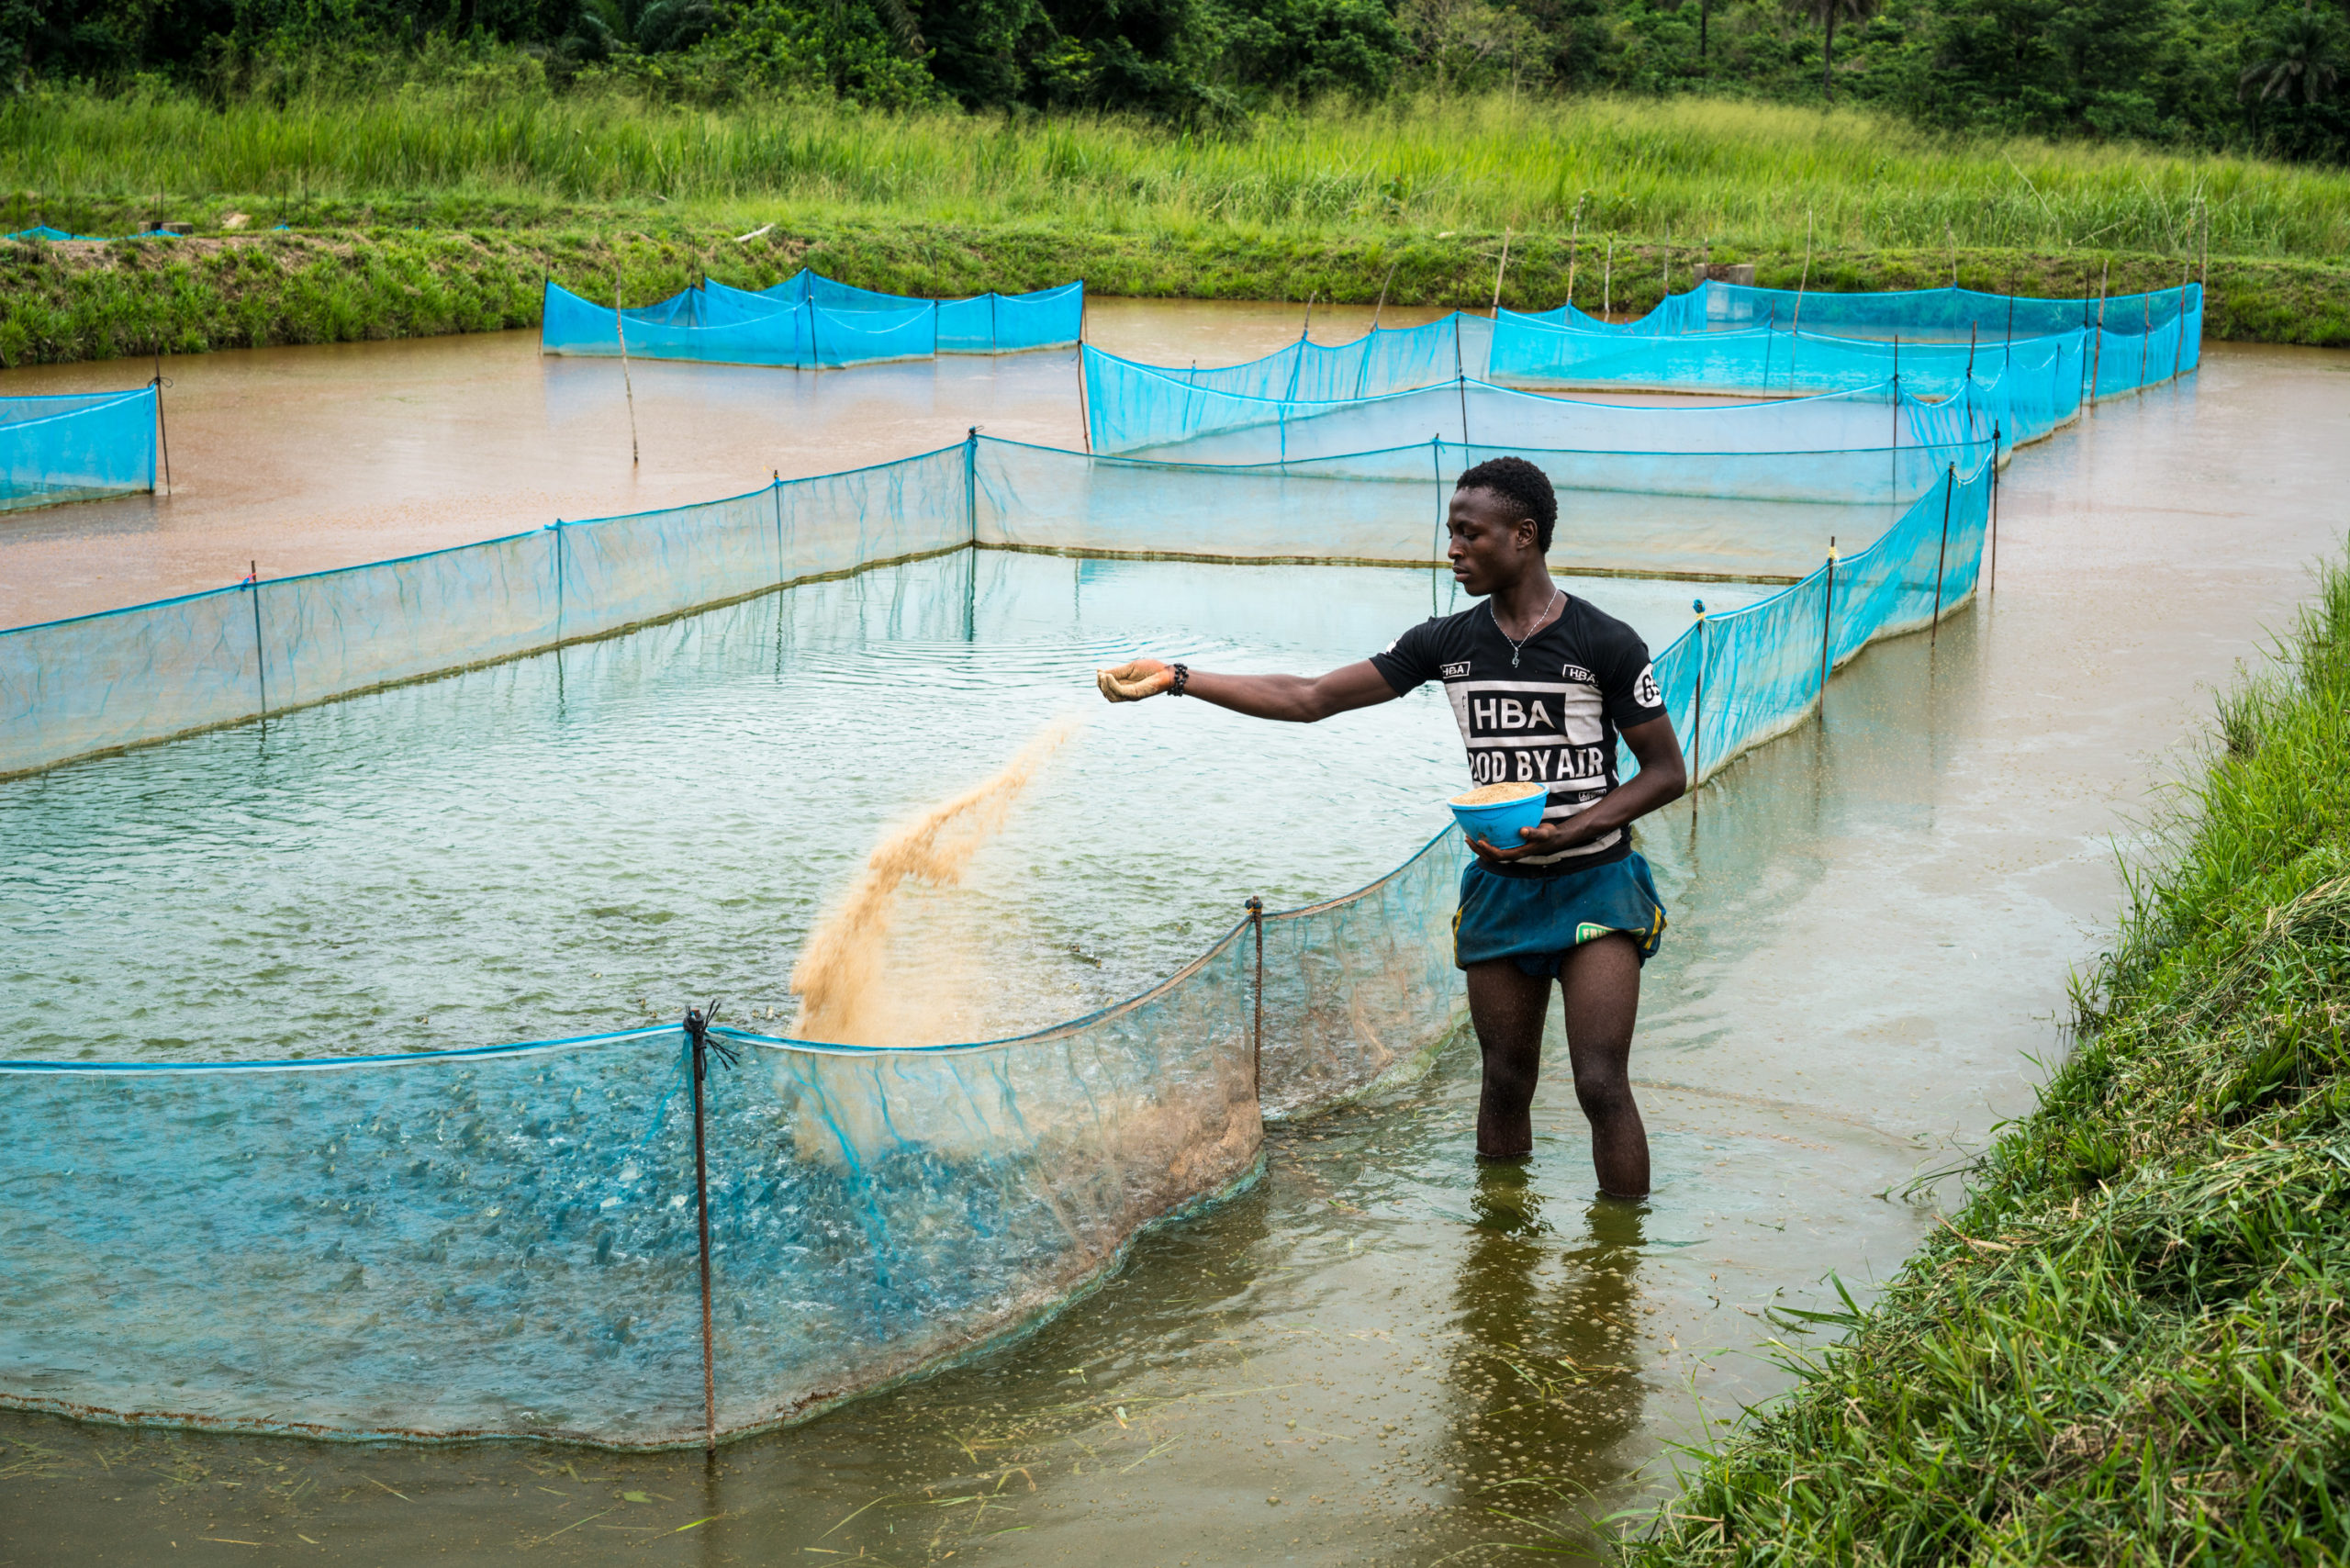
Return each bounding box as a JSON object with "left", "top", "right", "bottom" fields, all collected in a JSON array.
[{"left": 11, "top": 0, "right": 2348, "bottom": 162}]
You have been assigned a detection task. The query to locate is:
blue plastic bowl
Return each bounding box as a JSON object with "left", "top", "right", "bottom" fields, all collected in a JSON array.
[{"left": 1448, "top": 787, "right": 1549, "bottom": 849}]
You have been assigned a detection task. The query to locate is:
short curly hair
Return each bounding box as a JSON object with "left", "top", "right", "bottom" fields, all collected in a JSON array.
[{"left": 1454, "top": 455, "right": 1558, "bottom": 552}]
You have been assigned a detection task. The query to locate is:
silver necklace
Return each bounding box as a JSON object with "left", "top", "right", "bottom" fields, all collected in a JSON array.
[{"left": 1490, "top": 589, "right": 1561, "bottom": 668}]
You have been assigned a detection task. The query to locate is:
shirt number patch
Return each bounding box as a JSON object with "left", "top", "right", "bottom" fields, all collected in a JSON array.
[{"left": 1633, "top": 665, "right": 1662, "bottom": 709}]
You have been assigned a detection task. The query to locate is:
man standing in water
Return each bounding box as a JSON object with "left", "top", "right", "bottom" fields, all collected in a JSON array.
[{"left": 1095, "top": 457, "right": 1684, "bottom": 1198}]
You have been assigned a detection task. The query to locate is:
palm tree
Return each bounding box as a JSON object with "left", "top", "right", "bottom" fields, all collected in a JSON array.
[
  {"left": 2240, "top": 6, "right": 2342, "bottom": 106},
  {"left": 1786, "top": 0, "right": 1881, "bottom": 102}
]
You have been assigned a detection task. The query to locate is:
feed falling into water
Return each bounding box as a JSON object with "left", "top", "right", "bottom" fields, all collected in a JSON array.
[{"left": 789, "top": 719, "right": 1079, "bottom": 1047}]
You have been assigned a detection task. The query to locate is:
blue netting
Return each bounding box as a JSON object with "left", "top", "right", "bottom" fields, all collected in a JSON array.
[
  {"left": 1, "top": 425, "right": 1988, "bottom": 780},
  {"left": 0, "top": 385, "right": 1997, "bottom": 1445},
  {"left": 1642, "top": 454, "right": 1992, "bottom": 790},
  {"left": 541, "top": 272, "right": 1082, "bottom": 366},
  {"left": 542, "top": 282, "right": 935, "bottom": 368},
  {"left": 974, "top": 435, "right": 1976, "bottom": 579},
  {"left": 1087, "top": 282, "right": 2198, "bottom": 454},
  {"left": 1631, "top": 278, "right": 2202, "bottom": 350},
  {"left": 1083, "top": 351, "right": 2004, "bottom": 465},
  {"left": 1143, "top": 313, "right": 1495, "bottom": 401},
  {"left": 5, "top": 227, "right": 179, "bottom": 242},
  {"left": 732, "top": 271, "right": 1084, "bottom": 354},
  {"left": 1, "top": 388, "right": 157, "bottom": 513}
]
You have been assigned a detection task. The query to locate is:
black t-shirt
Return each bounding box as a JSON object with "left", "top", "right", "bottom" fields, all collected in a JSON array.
[{"left": 1371, "top": 595, "right": 1668, "bottom": 873}]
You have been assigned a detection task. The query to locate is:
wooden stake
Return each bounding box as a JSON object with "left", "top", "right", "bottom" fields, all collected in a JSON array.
[
  {"left": 2090, "top": 259, "right": 2109, "bottom": 409},
  {"left": 615, "top": 266, "right": 640, "bottom": 466},
  {"left": 1929, "top": 466, "right": 1954, "bottom": 644},
  {"left": 686, "top": 1009, "right": 721, "bottom": 1461},
  {"left": 1566, "top": 201, "right": 1583, "bottom": 308},
  {"left": 1788, "top": 210, "right": 1812, "bottom": 388},
  {"left": 151, "top": 350, "right": 172, "bottom": 495},
  {"left": 1817, "top": 538, "right": 1837, "bottom": 707},
  {"left": 247, "top": 560, "right": 268, "bottom": 730}
]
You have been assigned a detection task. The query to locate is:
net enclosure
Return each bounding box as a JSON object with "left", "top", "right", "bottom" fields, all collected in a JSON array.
[
  {"left": 1083, "top": 358, "right": 2014, "bottom": 466},
  {"left": 0, "top": 423, "right": 1990, "bottom": 781},
  {"left": 1624, "top": 277, "right": 2203, "bottom": 343},
  {"left": 1, "top": 386, "right": 158, "bottom": 513},
  {"left": 6, "top": 226, "right": 185, "bottom": 242},
  {"left": 0, "top": 400, "right": 1992, "bottom": 1443},
  {"left": 1085, "top": 281, "right": 2199, "bottom": 455},
  {"left": 541, "top": 271, "right": 1085, "bottom": 368}
]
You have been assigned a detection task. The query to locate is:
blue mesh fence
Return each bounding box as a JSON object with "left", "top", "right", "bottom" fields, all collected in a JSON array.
[
  {"left": 6, "top": 227, "right": 184, "bottom": 242},
  {"left": 1083, "top": 350, "right": 1998, "bottom": 465},
  {"left": 1142, "top": 313, "right": 1495, "bottom": 401},
  {"left": 542, "top": 272, "right": 1082, "bottom": 366},
  {"left": 0, "top": 408, "right": 1995, "bottom": 1446},
  {"left": 0, "top": 429, "right": 1987, "bottom": 780},
  {"left": 721, "top": 272, "right": 1084, "bottom": 354},
  {"left": 0, "top": 446, "right": 972, "bottom": 778},
  {"left": 1634, "top": 277, "right": 2203, "bottom": 348},
  {"left": 973, "top": 435, "right": 1981, "bottom": 579},
  {"left": 1645, "top": 454, "right": 1992, "bottom": 790},
  {"left": 1088, "top": 282, "right": 2198, "bottom": 454},
  {"left": 2, "top": 387, "right": 158, "bottom": 512}
]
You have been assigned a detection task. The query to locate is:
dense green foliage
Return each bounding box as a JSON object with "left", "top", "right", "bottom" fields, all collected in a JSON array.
[
  {"left": 10, "top": 0, "right": 2350, "bottom": 161},
  {"left": 1626, "top": 564, "right": 2350, "bottom": 1562}
]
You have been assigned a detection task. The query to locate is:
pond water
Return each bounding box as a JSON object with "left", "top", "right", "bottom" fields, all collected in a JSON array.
[
  {"left": 0, "top": 297, "right": 1782, "bottom": 629},
  {"left": 0, "top": 552, "right": 1740, "bottom": 1061},
  {"left": 0, "top": 299, "right": 1446, "bottom": 628},
  {"left": 2, "top": 320, "right": 2345, "bottom": 1567}
]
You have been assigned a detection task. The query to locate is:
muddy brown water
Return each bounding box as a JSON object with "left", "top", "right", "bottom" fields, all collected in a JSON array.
[
  {"left": 0, "top": 298, "right": 1761, "bottom": 629},
  {"left": 3, "top": 317, "right": 2346, "bottom": 1566}
]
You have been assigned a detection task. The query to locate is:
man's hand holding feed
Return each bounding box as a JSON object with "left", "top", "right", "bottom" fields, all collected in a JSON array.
[{"left": 1097, "top": 658, "right": 1176, "bottom": 702}]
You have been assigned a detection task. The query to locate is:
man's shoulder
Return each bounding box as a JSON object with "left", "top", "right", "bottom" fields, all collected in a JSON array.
[
  {"left": 1385, "top": 606, "right": 1483, "bottom": 655},
  {"left": 1556, "top": 595, "right": 1650, "bottom": 657}
]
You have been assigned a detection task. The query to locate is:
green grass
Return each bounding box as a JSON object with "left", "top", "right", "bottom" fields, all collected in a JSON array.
[
  {"left": 7, "top": 219, "right": 2346, "bottom": 370},
  {"left": 7, "top": 85, "right": 2350, "bottom": 366},
  {"left": 10, "top": 87, "right": 2345, "bottom": 257},
  {"left": 1622, "top": 565, "right": 2350, "bottom": 1564}
]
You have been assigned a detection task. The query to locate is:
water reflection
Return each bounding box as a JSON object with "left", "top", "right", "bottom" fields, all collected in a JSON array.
[{"left": 1447, "top": 1162, "right": 1647, "bottom": 1546}]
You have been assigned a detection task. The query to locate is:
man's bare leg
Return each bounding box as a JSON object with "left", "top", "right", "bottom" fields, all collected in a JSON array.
[
  {"left": 1560, "top": 934, "right": 1650, "bottom": 1197},
  {"left": 1465, "top": 959, "right": 1551, "bottom": 1160}
]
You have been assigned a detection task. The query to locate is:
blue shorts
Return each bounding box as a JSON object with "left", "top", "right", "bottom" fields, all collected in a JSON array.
[{"left": 1453, "top": 853, "right": 1667, "bottom": 976}]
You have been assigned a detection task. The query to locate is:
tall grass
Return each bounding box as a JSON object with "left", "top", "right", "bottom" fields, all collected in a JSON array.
[
  {"left": 1625, "top": 564, "right": 2350, "bottom": 1563},
  {"left": 7, "top": 86, "right": 2349, "bottom": 260}
]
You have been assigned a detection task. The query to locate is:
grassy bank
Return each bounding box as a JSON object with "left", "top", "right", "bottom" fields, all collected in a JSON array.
[
  {"left": 1626, "top": 565, "right": 2350, "bottom": 1562},
  {"left": 6, "top": 87, "right": 2350, "bottom": 366},
  {"left": 12, "top": 90, "right": 2346, "bottom": 259},
  {"left": 6, "top": 219, "right": 2347, "bottom": 369}
]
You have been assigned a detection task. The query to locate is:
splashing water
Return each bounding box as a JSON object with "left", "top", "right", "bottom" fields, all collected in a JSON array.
[{"left": 789, "top": 718, "right": 1081, "bottom": 1046}]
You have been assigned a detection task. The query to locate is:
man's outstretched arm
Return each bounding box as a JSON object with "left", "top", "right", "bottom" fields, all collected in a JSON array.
[{"left": 1097, "top": 657, "right": 1399, "bottom": 722}]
